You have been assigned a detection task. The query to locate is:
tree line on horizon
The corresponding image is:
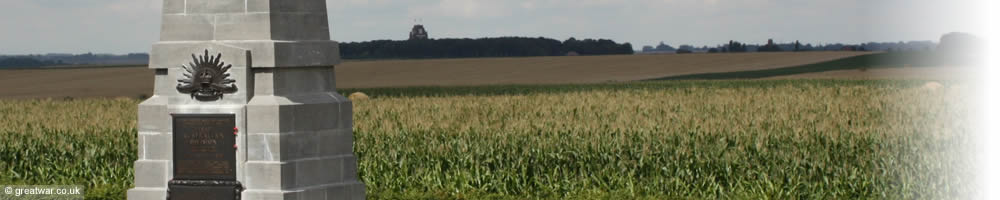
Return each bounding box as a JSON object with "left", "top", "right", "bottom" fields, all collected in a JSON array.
[
  {"left": 638, "top": 35, "right": 979, "bottom": 54},
  {"left": 1, "top": 33, "right": 980, "bottom": 68},
  {"left": 0, "top": 57, "right": 64, "bottom": 68},
  {"left": 0, "top": 53, "right": 148, "bottom": 69},
  {"left": 1, "top": 37, "right": 635, "bottom": 68},
  {"left": 339, "top": 37, "right": 634, "bottom": 60},
  {"left": 642, "top": 40, "right": 942, "bottom": 54}
]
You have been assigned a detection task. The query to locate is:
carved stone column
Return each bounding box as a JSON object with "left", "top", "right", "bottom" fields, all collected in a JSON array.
[{"left": 127, "top": 0, "right": 364, "bottom": 199}]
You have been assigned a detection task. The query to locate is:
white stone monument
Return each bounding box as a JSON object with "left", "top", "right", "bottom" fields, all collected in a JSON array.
[{"left": 126, "top": 0, "right": 365, "bottom": 199}]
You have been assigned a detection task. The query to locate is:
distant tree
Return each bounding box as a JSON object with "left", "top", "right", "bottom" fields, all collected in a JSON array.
[
  {"left": 757, "top": 45, "right": 781, "bottom": 52},
  {"left": 339, "top": 36, "right": 633, "bottom": 59},
  {"left": 938, "top": 32, "right": 983, "bottom": 54},
  {"left": 0, "top": 57, "right": 58, "bottom": 68},
  {"left": 757, "top": 39, "right": 782, "bottom": 52},
  {"left": 642, "top": 46, "right": 655, "bottom": 52},
  {"left": 677, "top": 44, "right": 695, "bottom": 51},
  {"left": 794, "top": 40, "right": 801, "bottom": 52},
  {"left": 655, "top": 42, "right": 676, "bottom": 52},
  {"left": 725, "top": 40, "right": 747, "bottom": 53}
]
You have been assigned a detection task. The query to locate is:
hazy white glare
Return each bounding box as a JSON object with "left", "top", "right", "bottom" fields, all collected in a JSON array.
[{"left": 979, "top": 0, "right": 997, "bottom": 198}]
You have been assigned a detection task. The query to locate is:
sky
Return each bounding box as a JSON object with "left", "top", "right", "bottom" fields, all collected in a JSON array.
[{"left": 0, "top": 0, "right": 988, "bottom": 54}]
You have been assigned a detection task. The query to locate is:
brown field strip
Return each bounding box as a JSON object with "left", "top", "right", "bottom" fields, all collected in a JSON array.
[
  {"left": 336, "top": 52, "right": 869, "bottom": 88},
  {"left": 0, "top": 67, "right": 154, "bottom": 99},
  {"left": 0, "top": 52, "right": 868, "bottom": 98}
]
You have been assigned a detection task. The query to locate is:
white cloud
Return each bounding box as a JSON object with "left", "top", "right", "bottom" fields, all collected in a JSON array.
[
  {"left": 0, "top": 0, "right": 160, "bottom": 54},
  {"left": 520, "top": 2, "right": 536, "bottom": 10},
  {"left": 409, "top": 0, "right": 512, "bottom": 19},
  {"left": 0, "top": 0, "right": 984, "bottom": 54}
]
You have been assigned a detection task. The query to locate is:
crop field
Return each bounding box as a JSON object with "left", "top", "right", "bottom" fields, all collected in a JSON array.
[{"left": 0, "top": 79, "right": 976, "bottom": 199}]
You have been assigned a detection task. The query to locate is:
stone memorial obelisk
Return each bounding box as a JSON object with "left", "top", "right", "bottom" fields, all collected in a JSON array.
[{"left": 127, "top": 0, "right": 365, "bottom": 199}]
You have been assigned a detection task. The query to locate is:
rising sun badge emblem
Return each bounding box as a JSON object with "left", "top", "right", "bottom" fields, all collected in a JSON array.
[{"left": 177, "top": 50, "right": 238, "bottom": 100}]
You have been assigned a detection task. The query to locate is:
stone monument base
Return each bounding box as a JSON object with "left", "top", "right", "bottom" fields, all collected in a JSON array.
[
  {"left": 243, "top": 182, "right": 366, "bottom": 200},
  {"left": 128, "top": 0, "right": 365, "bottom": 198}
]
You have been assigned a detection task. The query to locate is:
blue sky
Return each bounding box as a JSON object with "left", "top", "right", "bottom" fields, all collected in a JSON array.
[{"left": 0, "top": 0, "right": 987, "bottom": 54}]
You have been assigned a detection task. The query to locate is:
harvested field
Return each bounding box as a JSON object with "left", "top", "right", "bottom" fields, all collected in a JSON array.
[
  {"left": 335, "top": 52, "right": 868, "bottom": 88},
  {"left": 0, "top": 52, "right": 868, "bottom": 98},
  {"left": 767, "top": 66, "right": 978, "bottom": 80},
  {"left": 0, "top": 66, "right": 152, "bottom": 99}
]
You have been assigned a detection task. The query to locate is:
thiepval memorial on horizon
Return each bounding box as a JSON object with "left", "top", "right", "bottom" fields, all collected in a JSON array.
[{"left": 126, "top": 0, "right": 365, "bottom": 199}]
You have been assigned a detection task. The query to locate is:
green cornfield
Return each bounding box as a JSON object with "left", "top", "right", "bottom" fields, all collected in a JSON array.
[{"left": 0, "top": 80, "right": 978, "bottom": 199}]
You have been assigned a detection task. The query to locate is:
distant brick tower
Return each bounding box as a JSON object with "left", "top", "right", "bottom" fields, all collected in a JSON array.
[{"left": 409, "top": 24, "right": 429, "bottom": 40}]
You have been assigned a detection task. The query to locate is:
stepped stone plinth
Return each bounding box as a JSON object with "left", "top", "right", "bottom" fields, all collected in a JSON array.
[{"left": 127, "top": 0, "right": 365, "bottom": 199}]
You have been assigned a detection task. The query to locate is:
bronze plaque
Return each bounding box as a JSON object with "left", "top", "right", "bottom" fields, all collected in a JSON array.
[{"left": 172, "top": 114, "right": 237, "bottom": 180}]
